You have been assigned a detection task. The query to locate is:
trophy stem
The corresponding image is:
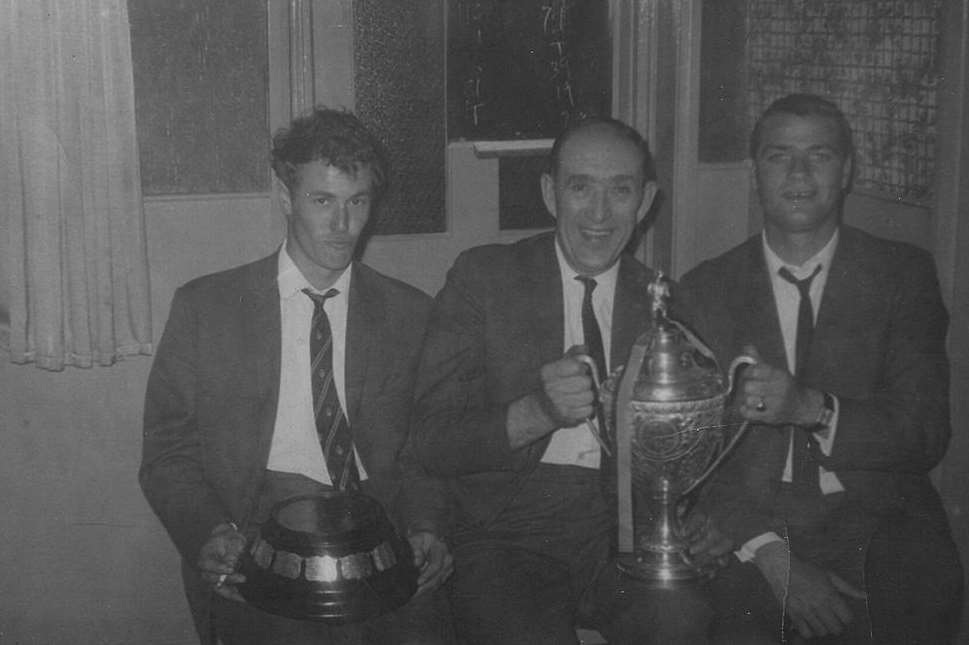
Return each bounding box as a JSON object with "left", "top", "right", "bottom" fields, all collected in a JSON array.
[{"left": 617, "top": 479, "right": 697, "bottom": 586}]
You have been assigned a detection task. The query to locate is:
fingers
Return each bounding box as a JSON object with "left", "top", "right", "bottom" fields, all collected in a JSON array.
[
  {"left": 735, "top": 361, "right": 800, "bottom": 423},
  {"left": 197, "top": 523, "right": 247, "bottom": 593},
  {"left": 829, "top": 572, "right": 867, "bottom": 601},
  {"left": 409, "top": 533, "right": 454, "bottom": 596},
  {"left": 784, "top": 566, "right": 855, "bottom": 639},
  {"left": 540, "top": 355, "right": 598, "bottom": 423},
  {"left": 212, "top": 582, "right": 247, "bottom": 603},
  {"left": 741, "top": 344, "right": 762, "bottom": 361}
]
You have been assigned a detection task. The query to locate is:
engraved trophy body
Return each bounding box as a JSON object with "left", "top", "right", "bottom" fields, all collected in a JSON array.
[{"left": 596, "top": 275, "right": 753, "bottom": 585}]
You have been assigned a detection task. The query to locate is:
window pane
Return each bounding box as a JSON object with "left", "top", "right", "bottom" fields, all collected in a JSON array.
[{"left": 129, "top": 0, "right": 268, "bottom": 195}]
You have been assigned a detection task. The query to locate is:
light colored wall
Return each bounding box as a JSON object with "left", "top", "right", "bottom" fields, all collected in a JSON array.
[{"left": 0, "top": 143, "right": 539, "bottom": 644}]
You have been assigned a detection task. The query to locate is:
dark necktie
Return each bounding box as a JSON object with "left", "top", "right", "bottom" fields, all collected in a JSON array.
[
  {"left": 575, "top": 276, "right": 607, "bottom": 383},
  {"left": 576, "top": 275, "right": 613, "bottom": 465},
  {"left": 778, "top": 265, "right": 822, "bottom": 488},
  {"left": 303, "top": 288, "right": 359, "bottom": 491}
]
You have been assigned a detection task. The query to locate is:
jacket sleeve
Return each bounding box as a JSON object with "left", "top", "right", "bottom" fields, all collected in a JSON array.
[
  {"left": 411, "top": 252, "right": 541, "bottom": 477},
  {"left": 818, "top": 250, "right": 951, "bottom": 474},
  {"left": 390, "top": 298, "right": 452, "bottom": 538},
  {"left": 139, "top": 287, "right": 230, "bottom": 563}
]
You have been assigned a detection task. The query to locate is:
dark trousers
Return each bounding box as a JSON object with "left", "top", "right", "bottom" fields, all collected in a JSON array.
[
  {"left": 449, "top": 463, "right": 713, "bottom": 645},
  {"left": 708, "top": 484, "right": 963, "bottom": 644},
  {"left": 212, "top": 587, "right": 454, "bottom": 645}
]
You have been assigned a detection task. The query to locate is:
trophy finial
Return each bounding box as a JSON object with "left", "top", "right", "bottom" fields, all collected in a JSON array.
[{"left": 647, "top": 272, "right": 669, "bottom": 319}]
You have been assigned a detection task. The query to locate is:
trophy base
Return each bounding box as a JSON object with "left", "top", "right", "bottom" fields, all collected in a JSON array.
[{"left": 616, "top": 551, "right": 700, "bottom": 589}]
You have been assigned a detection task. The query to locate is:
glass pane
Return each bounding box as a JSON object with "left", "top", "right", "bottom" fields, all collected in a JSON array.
[
  {"left": 129, "top": 0, "right": 269, "bottom": 195},
  {"left": 448, "top": 0, "right": 611, "bottom": 140},
  {"left": 355, "top": 0, "right": 447, "bottom": 234}
]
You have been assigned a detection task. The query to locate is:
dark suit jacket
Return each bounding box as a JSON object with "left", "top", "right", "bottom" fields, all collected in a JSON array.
[
  {"left": 411, "top": 232, "right": 657, "bottom": 532},
  {"left": 139, "top": 254, "right": 446, "bottom": 626},
  {"left": 677, "top": 226, "right": 952, "bottom": 546}
]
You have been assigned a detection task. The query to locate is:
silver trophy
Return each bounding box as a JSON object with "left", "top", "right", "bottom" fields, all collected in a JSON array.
[{"left": 589, "top": 274, "right": 753, "bottom": 585}]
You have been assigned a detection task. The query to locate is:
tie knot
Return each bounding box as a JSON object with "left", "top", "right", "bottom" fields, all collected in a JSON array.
[
  {"left": 302, "top": 287, "right": 340, "bottom": 309},
  {"left": 778, "top": 265, "right": 821, "bottom": 296},
  {"left": 575, "top": 275, "right": 597, "bottom": 295}
]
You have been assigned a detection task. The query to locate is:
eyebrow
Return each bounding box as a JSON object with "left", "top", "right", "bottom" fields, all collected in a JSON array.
[
  {"left": 303, "top": 189, "right": 372, "bottom": 198},
  {"left": 759, "top": 143, "right": 840, "bottom": 156},
  {"left": 565, "top": 173, "right": 639, "bottom": 183}
]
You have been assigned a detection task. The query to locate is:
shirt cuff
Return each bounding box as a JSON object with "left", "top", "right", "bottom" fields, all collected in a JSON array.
[{"left": 735, "top": 531, "right": 784, "bottom": 562}]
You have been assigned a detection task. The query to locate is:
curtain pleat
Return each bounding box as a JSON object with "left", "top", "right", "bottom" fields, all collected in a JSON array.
[{"left": 1, "top": 0, "right": 152, "bottom": 370}]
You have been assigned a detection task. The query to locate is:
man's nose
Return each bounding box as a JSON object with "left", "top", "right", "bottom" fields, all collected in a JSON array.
[
  {"left": 331, "top": 203, "right": 351, "bottom": 231},
  {"left": 589, "top": 189, "right": 611, "bottom": 222},
  {"left": 787, "top": 153, "right": 810, "bottom": 177}
]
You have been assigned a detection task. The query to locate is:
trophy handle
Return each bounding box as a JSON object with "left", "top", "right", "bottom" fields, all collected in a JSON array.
[
  {"left": 573, "top": 353, "right": 612, "bottom": 456},
  {"left": 680, "top": 354, "right": 758, "bottom": 498},
  {"left": 725, "top": 354, "right": 757, "bottom": 398}
]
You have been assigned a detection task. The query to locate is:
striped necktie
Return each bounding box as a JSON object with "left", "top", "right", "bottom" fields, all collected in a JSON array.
[{"left": 303, "top": 288, "right": 359, "bottom": 491}]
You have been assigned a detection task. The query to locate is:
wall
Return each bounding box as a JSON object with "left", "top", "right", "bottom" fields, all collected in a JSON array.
[{"left": 0, "top": 143, "right": 529, "bottom": 644}]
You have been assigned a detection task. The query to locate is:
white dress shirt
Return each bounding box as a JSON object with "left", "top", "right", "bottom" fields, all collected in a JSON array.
[
  {"left": 540, "top": 242, "right": 619, "bottom": 469},
  {"left": 762, "top": 231, "right": 843, "bottom": 494},
  {"left": 736, "top": 232, "right": 845, "bottom": 561},
  {"left": 265, "top": 245, "right": 368, "bottom": 484}
]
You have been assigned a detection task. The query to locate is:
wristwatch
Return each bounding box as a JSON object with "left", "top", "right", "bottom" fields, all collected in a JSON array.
[{"left": 815, "top": 391, "right": 835, "bottom": 428}]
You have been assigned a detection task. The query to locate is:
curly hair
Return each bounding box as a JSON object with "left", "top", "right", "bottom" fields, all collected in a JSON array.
[{"left": 270, "top": 107, "right": 389, "bottom": 200}]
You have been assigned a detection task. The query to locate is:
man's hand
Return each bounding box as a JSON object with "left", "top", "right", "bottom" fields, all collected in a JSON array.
[
  {"left": 507, "top": 346, "right": 597, "bottom": 449},
  {"left": 753, "top": 541, "right": 866, "bottom": 639},
  {"left": 538, "top": 347, "right": 597, "bottom": 427},
  {"left": 197, "top": 522, "right": 247, "bottom": 603},
  {"left": 678, "top": 511, "right": 734, "bottom": 576},
  {"left": 735, "top": 345, "right": 824, "bottom": 426},
  {"left": 409, "top": 531, "right": 454, "bottom": 596}
]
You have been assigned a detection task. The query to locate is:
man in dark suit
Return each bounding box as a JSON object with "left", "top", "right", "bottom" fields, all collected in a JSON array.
[
  {"left": 411, "top": 116, "right": 725, "bottom": 644},
  {"left": 678, "top": 93, "right": 963, "bottom": 644},
  {"left": 140, "top": 108, "right": 453, "bottom": 645}
]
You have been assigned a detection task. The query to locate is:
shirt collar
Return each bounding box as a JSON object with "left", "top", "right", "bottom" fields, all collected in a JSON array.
[
  {"left": 554, "top": 240, "right": 620, "bottom": 294},
  {"left": 762, "top": 228, "right": 839, "bottom": 280},
  {"left": 277, "top": 242, "right": 353, "bottom": 299}
]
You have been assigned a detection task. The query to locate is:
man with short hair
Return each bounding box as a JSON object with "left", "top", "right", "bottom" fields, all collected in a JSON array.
[
  {"left": 679, "top": 93, "right": 963, "bottom": 644},
  {"left": 140, "top": 107, "right": 453, "bottom": 645},
  {"left": 411, "top": 116, "right": 725, "bottom": 644}
]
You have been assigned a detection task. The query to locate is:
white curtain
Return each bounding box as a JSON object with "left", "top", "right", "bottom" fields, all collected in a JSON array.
[{"left": 0, "top": 0, "right": 152, "bottom": 370}]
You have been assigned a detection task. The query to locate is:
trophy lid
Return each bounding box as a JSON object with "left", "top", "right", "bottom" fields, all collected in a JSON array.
[{"left": 632, "top": 274, "right": 725, "bottom": 403}]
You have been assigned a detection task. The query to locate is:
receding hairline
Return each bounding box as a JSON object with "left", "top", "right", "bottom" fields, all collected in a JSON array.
[{"left": 549, "top": 121, "right": 655, "bottom": 182}]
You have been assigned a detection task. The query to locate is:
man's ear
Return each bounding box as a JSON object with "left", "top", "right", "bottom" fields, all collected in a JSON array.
[
  {"left": 636, "top": 181, "right": 658, "bottom": 223},
  {"left": 540, "top": 172, "right": 558, "bottom": 221},
  {"left": 274, "top": 173, "right": 293, "bottom": 216}
]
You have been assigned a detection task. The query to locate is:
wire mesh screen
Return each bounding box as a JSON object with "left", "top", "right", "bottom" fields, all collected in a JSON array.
[{"left": 745, "top": 0, "right": 942, "bottom": 203}]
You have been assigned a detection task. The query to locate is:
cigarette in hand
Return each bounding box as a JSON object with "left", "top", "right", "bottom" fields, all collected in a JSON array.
[{"left": 214, "top": 521, "right": 240, "bottom": 588}]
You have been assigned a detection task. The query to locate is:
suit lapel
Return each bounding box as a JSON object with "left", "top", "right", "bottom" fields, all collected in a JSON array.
[
  {"left": 525, "top": 235, "right": 565, "bottom": 368},
  {"left": 239, "top": 254, "right": 284, "bottom": 498},
  {"left": 737, "top": 239, "right": 787, "bottom": 369},
  {"left": 345, "top": 263, "right": 380, "bottom": 428},
  {"left": 806, "top": 227, "right": 862, "bottom": 384},
  {"left": 733, "top": 240, "right": 790, "bottom": 477},
  {"left": 612, "top": 256, "right": 651, "bottom": 373}
]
